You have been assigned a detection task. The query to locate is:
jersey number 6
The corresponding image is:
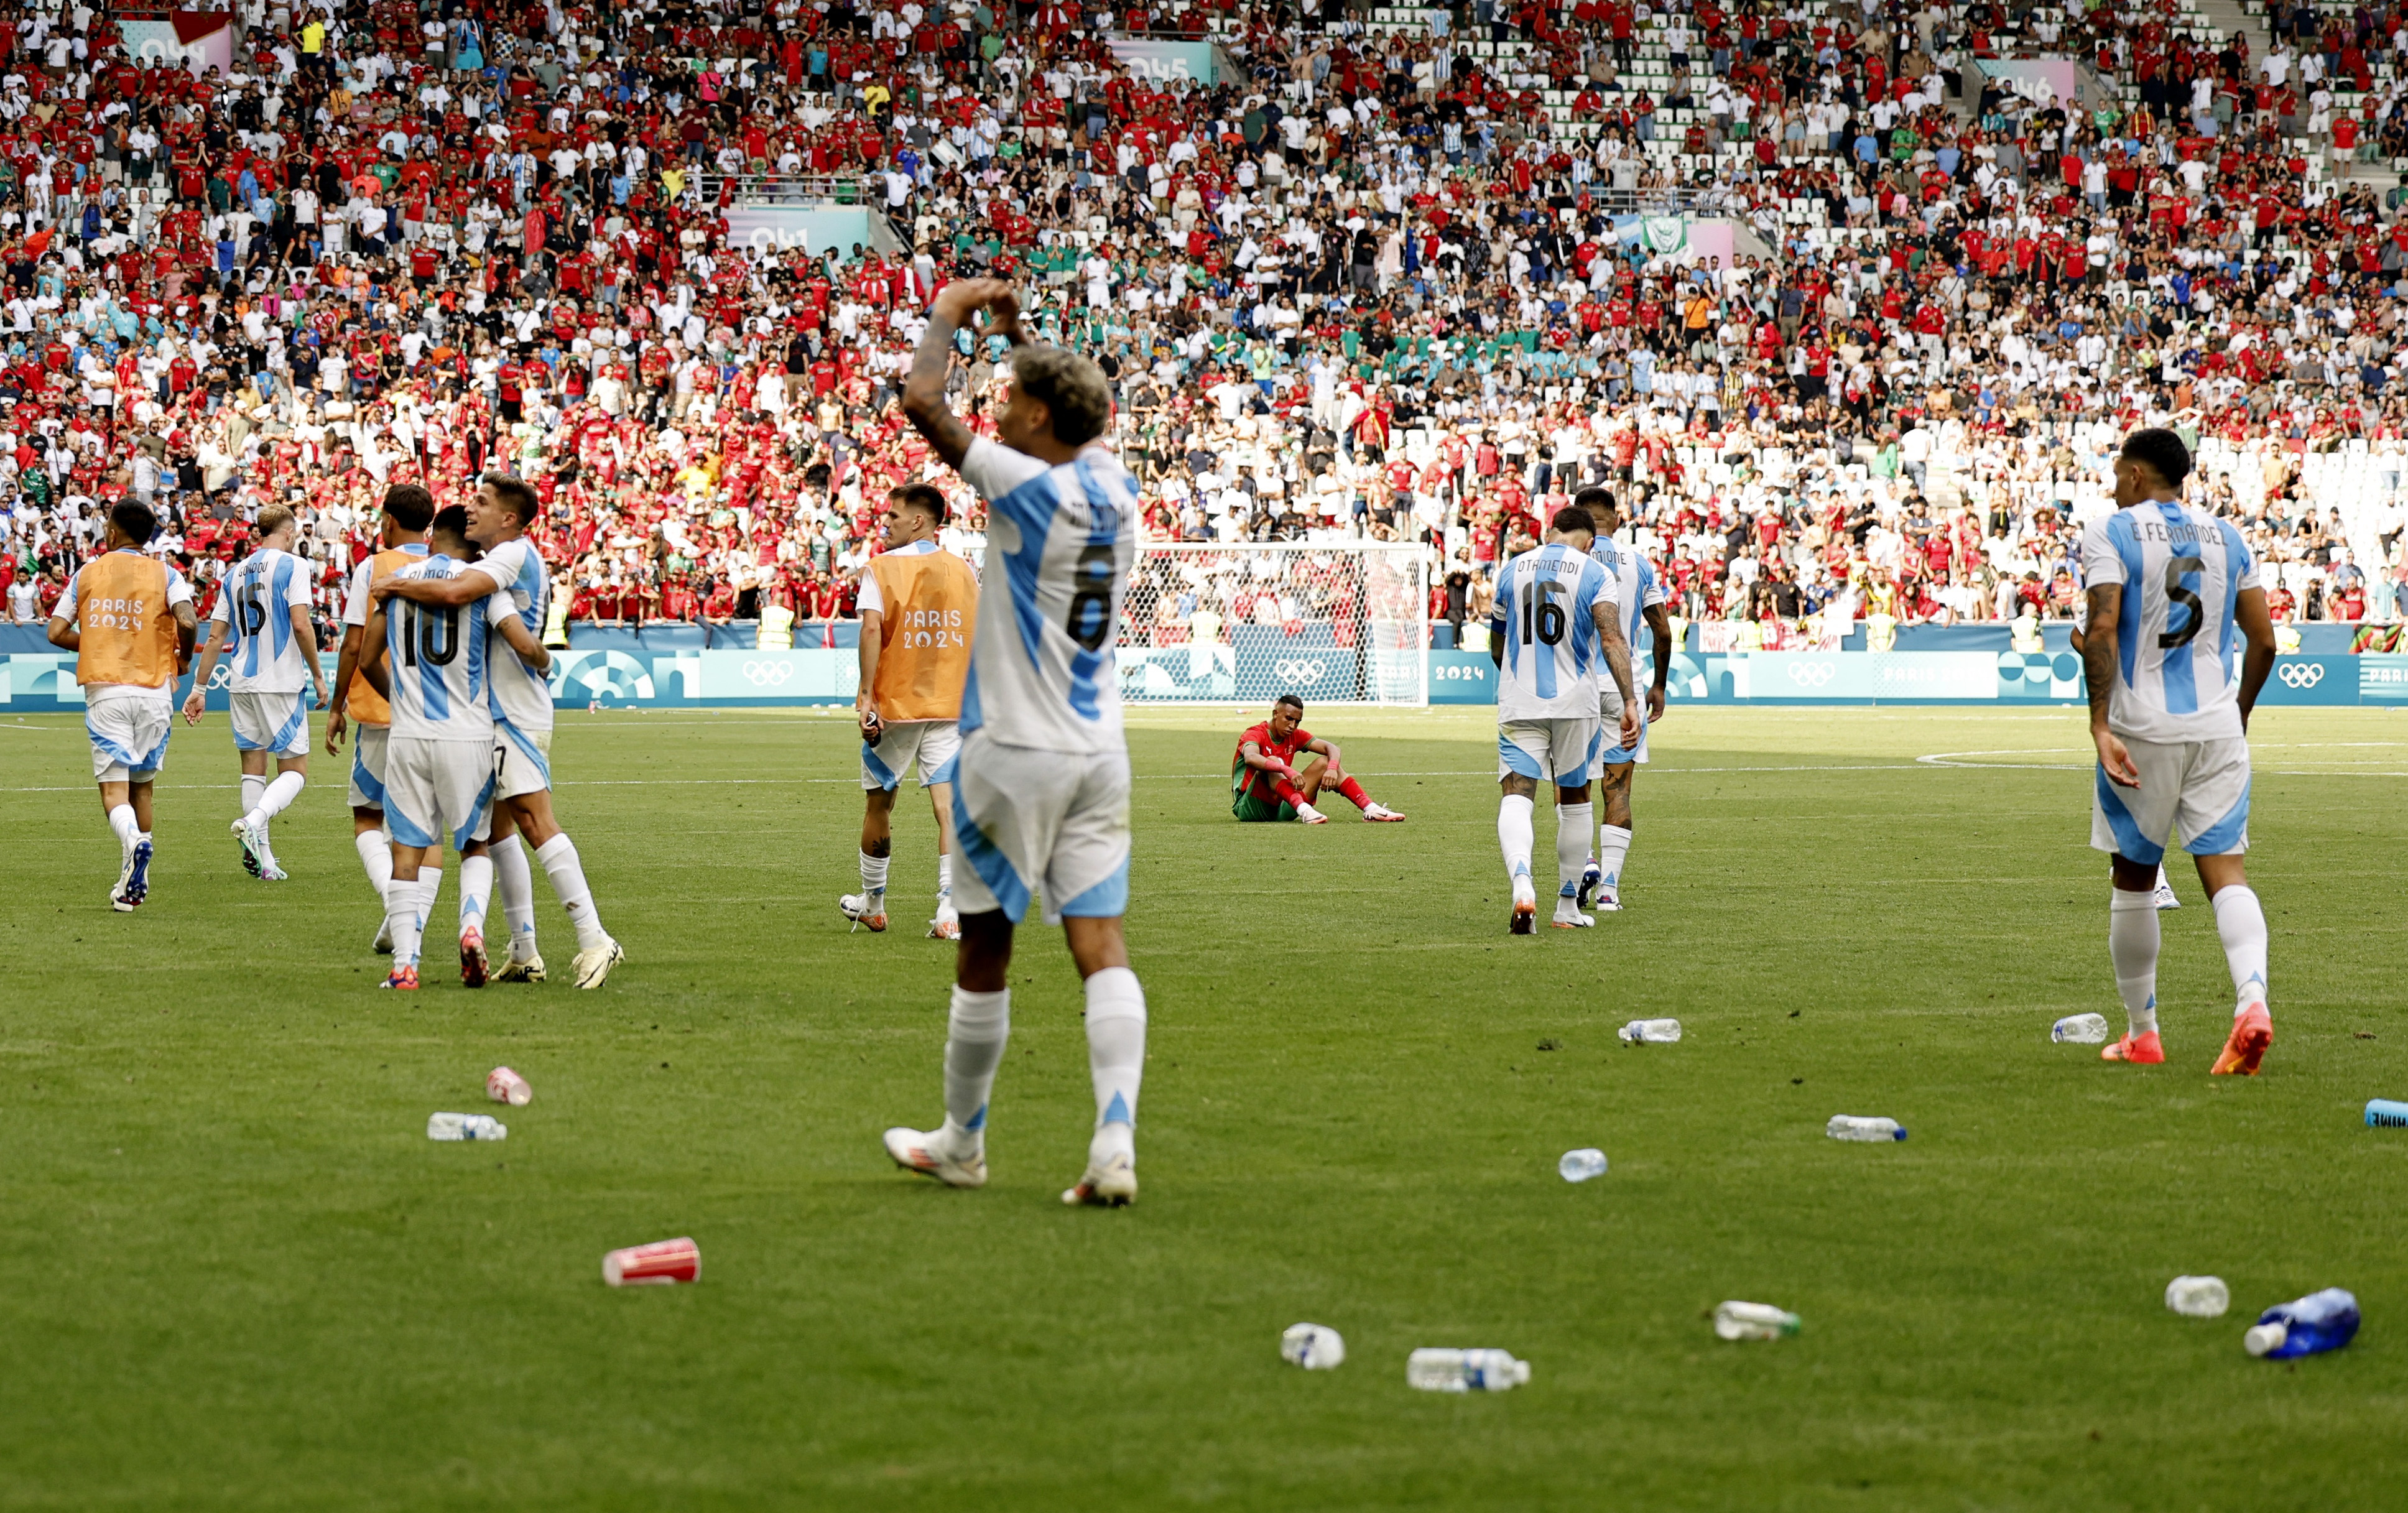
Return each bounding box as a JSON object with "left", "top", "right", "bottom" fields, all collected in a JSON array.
[
  {"left": 1065, "top": 544, "right": 1115, "bottom": 652},
  {"left": 400, "top": 603, "right": 463, "bottom": 667}
]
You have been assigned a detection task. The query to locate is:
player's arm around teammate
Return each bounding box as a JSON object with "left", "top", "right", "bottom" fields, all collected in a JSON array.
[
  {"left": 881, "top": 278, "right": 1149, "bottom": 1206},
  {"left": 2080, "top": 427, "right": 2280, "bottom": 1075},
  {"left": 326, "top": 486, "right": 435, "bottom": 953}
]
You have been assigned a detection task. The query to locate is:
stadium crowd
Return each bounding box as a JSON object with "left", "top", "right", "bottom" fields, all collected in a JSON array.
[{"left": 9, "top": 0, "right": 2408, "bottom": 648}]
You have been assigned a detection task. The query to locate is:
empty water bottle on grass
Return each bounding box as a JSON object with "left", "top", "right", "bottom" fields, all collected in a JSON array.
[
  {"left": 2245, "top": 1289, "right": 2360, "bottom": 1359},
  {"left": 1619, "top": 1019, "right": 1682, "bottom": 1043},
  {"left": 2053, "top": 1014, "right": 2111, "bottom": 1044},
  {"left": 2165, "top": 1275, "right": 2230, "bottom": 1318},
  {"left": 1280, "top": 1323, "right": 1345, "bottom": 1369},
  {"left": 427, "top": 1112, "right": 506, "bottom": 1141},
  {"left": 1714, "top": 1302, "right": 1801, "bottom": 1341},
  {"left": 2366, "top": 1099, "right": 2408, "bottom": 1128},
  {"left": 1827, "top": 1115, "right": 1906, "bottom": 1142},
  {"left": 1407, "top": 1348, "right": 1530, "bottom": 1392},
  {"left": 1558, "top": 1148, "right": 1608, "bottom": 1182}
]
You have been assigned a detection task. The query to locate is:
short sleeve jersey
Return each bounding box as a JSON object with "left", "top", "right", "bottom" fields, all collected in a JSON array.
[
  {"left": 1488, "top": 542, "right": 1619, "bottom": 721},
  {"left": 954, "top": 436, "right": 1138, "bottom": 754},
  {"left": 2079, "top": 499, "right": 2259, "bottom": 743},
  {"left": 211, "top": 547, "right": 316, "bottom": 693},
  {"left": 381, "top": 555, "right": 516, "bottom": 743},
  {"left": 468, "top": 537, "right": 553, "bottom": 734},
  {"left": 1588, "top": 537, "right": 1664, "bottom": 657},
  {"left": 1231, "top": 719, "right": 1312, "bottom": 803}
]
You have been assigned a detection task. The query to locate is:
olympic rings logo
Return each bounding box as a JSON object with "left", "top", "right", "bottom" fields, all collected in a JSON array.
[
  {"left": 2277, "top": 662, "right": 2327, "bottom": 689},
  {"left": 742, "top": 660, "right": 795, "bottom": 686},
  {"left": 206, "top": 665, "right": 235, "bottom": 690},
  {"left": 1785, "top": 661, "right": 1838, "bottom": 688},
  {"left": 1274, "top": 659, "right": 1329, "bottom": 684}
]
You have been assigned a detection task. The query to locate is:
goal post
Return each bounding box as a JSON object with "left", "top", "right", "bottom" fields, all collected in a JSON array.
[{"left": 1118, "top": 542, "right": 1432, "bottom": 706}]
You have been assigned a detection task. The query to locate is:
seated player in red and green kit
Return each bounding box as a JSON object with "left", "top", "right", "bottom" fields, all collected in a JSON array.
[{"left": 1231, "top": 695, "right": 1406, "bottom": 825}]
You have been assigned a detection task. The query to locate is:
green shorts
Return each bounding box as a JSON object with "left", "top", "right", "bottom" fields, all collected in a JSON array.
[{"left": 1233, "top": 790, "right": 1296, "bottom": 823}]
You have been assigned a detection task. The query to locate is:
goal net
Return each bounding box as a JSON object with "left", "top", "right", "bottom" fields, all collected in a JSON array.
[{"left": 1117, "top": 542, "right": 1431, "bottom": 706}]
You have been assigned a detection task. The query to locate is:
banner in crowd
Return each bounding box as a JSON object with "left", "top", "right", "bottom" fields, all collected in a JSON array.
[
  {"left": 724, "top": 206, "right": 886, "bottom": 259},
  {"left": 1102, "top": 37, "right": 1222, "bottom": 84},
  {"left": 119, "top": 13, "right": 233, "bottom": 77},
  {"left": 5, "top": 650, "right": 2404, "bottom": 712}
]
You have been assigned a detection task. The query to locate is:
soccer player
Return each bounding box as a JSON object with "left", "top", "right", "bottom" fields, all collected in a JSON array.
[
  {"left": 1230, "top": 694, "right": 1404, "bottom": 823},
  {"left": 328, "top": 484, "right": 433, "bottom": 951},
  {"left": 879, "top": 279, "right": 1151, "bottom": 1208},
  {"left": 2067, "top": 581, "right": 2182, "bottom": 914},
  {"left": 358, "top": 504, "right": 549, "bottom": 991},
  {"left": 1489, "top": 504, "right": 1639, "bottom": 933},
  {"left": 180, "top": 504, "right": 333, "bottom": 881},
  {"left": 374, "top": 475, "right": 621, "bottom": 988},
  {"left": 47, "top": 499, "right": 198, "bottom": 910},
  {"left": 2080, "top": 428, "right": 2279, "bottom": 1073},
  {"left": 1575, "top": 487, "right": 1670, "bottom": 912},
  {"left": 840, "top": 481, "right": 978, "bottom": 938}
]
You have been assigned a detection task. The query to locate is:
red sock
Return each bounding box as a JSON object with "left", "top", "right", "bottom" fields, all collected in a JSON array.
[
  {"left": 1336, "top": 777, "right": 1371, "bottom": 809},
  {"left": 1273, "top": 779, "right": 1308, "bottom": 809}
]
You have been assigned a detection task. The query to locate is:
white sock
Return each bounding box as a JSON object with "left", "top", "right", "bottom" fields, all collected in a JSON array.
[
  {"left": 493, "top": 833, "right": 539, "bottom": 960},
  {"left": 108, "top": 803, "right": 141, "bottom": 848},
  {"left": 859, "top": 848, "right": 890, "bottom": 898},
  {"left": 536, "top": 832, "right": 609, "bottom": 950},
  {"left": 247, "top": 769, "right": 304, "bottom": 828},
  {"left": 384, "top": 876, "right": 424, "bottom": 966},
  {"left": 1084, "top": 966, "right": 1146, "bottom": 1164},
  {"left": 459, "top": 853, "right": 494, "bottom": 935},
  {"left": 1598, "top": 823, "right": 1633, "bottom": 899},
  {"left": 941, "top": 986, "right": 1011, "bottom": 1149},
  {"left": 416, "top": 868, "right": 443, "bottom": 938},
  {"left": 2109, "top": 887, "right": 2161, "bottom": 1035},
  {"left": 1555, "top": 801, "right": 1592, "bottom": 899},
  {"left": 2211, "top": 885, "right": 2270, "bottom": 1013},
  {"left": 354, "top": 828, "right": 394, "bottom": 901},
  {"left": 937, "top": 852, "right": 953, "bottom": 911},
  {"left": 241, "top": 772, "right": 265, "bottom": 825},
  {"left": 1497, "top": 793, "right": 1535, "bottom": 892}
]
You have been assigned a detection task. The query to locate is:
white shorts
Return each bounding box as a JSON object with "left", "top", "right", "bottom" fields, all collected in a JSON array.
[
  {"left": 1595, "top": 689, "right": 1648, "bottom": 770},
  {"left": 497, "top": 721, "right": 552, "bottom": 800},
  {"left": 2092, "top": 735, "right": 2251, "bottom": 866},
  {"left": 87, "top": 695, "right": 172, "bottom": 784},
  {"left": 230, "top": 691, "right": 310, "bottom": 756},
  {"left": 348, "top": 724, "right": 389, "bottom": 810},
  {"left": 1498, "top": 716, "right": 1601, "bottom": 787},
  {"left": 950, "top": 730, "right": 1130, "bottom": 926},
  {"left": 384, "top": 736, "right": 499, "bottom": 853},
  {"left": 862, "top": 719, "right": 960, "bottom": 791}
]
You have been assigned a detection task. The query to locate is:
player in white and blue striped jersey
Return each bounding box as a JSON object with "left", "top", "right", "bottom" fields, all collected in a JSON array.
[
  {"left": 1488, "top": 502, "right": 1641, "bottom": 935},
  {"left": 359, "top": 506, "right": 549, "bottom": 992},
  {"left": 2079, "top": 428, "right": 2279, "bottom": 1075},
  {"left": 180, "top": 504, "right": 331, "bottom": 881},
  {"left": 1577, "top": 488, "right": 1673, "bottom": 914},
  {"left": 878, "top": 279, "right": 1149, "bottom": 1210}
]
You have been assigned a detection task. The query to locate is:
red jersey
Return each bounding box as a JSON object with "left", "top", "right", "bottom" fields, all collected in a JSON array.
[{"left": 1232, "top": 721, "right": 1314, "bottom": 805}]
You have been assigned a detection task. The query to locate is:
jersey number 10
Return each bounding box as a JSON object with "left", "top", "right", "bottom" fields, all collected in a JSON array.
[{"left": 400, "top": 603, "right": 463, "bottom": 667}]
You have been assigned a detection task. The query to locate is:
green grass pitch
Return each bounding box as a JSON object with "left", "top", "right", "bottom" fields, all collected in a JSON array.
[{"left": 2, "top": 703, "right": 2404, "bottom": 1511}]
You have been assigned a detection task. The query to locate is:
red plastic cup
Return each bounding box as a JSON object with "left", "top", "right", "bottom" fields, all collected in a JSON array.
[
  {"left": 486, "top": 1067, "right": 533, "bottom": 1106},
  {"left": 603, "top": 1238, "right": 700, "bottom": 1287}
]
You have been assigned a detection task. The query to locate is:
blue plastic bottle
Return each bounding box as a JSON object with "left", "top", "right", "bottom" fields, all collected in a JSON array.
[
  {"left": 2366, "top": 1099, "right": 2408, "bottom": 1129},
  {"left": 2244, "top": 1289, "right": 2361, "bottom": 1359}
]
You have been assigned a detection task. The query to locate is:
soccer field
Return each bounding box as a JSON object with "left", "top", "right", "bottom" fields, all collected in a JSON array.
[{"left": 2, "top": 703, "right": 2404, "bottom": 1511}]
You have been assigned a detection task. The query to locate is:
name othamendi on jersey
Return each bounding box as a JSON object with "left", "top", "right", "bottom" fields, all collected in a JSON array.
[{"left": 1489, "top": 541, "right": 1619, "bottom": 721}]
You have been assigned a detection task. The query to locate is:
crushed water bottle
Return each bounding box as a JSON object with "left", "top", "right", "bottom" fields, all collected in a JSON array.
[
  {"left": 1826, "top": 1115, "right": 1906, "bottom": 1142},
  {"left": 427, "top": 1112, "right": 507, "bottom": 1141},
  {"left": 2244, "top": 1289, "right": 2361, "bottom": 1359},
  {"left": 2165, "top": 1275, "right": 2230, "bottom": 1318},
  {"left": 2053, "top": 1013, "right": 2111, "bottom": 1044},
  {"left": 1618, "top": 1019, "right": 1682, "bottom": 1043},
  {"left": 2366, "top": 1099, "right": 2408, "bottom": 1128},
  {"left": 1280, "top": 1323, "right": 1345, "bottom": 1370},
  {"left": 1714, "top": 1302, "right": 1802, "bottom": 1341},
  {"left": 1406, "top": 1348, "right": 1530, "bottom": 1392},
  {"left": 1558, "top": 1148, "right": 1609, "bottom": 1183}
]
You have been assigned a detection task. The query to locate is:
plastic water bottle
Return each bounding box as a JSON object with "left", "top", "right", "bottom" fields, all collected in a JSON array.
[
  {"left": 427, "top": 1111, "right": 507, "bottom": 1141},
  {"left": 2053, "top": 1013, "right": 2111, "bottom": 1044},
  {"left": 1618, "top": 1018, "right": 1682, "bottom": 1043},
  {"left": 1406, "top": 1348, "right": 1530, "bottom": 1392},
  {"left": 2165, "top": 1275, "right": 2231, "bottom": 1318},
  {"left": 1827, "top": 1114, "right": 1906, "bottom": 1142},
  {"left": 2244, "top": 1289, "right": 2361, "bottom": 1359},
  {"left": 1280, "top": 1323, "right": 1345, "bottom": 1370},
  {"left": 1713, "top": 1302, "right": 1802, "bottom": 1341},
  {"left": 1557, "top": 1148, "right": 1609, "bottom": 1183},
  {"left": 2366, "top": 1099, "right": 2408, "bottom": 1128}
]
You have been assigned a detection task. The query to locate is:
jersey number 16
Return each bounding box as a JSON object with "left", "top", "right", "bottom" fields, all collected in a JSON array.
[{"left": 1519, "top": 578, "right": 1566, "bottom": 647}]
